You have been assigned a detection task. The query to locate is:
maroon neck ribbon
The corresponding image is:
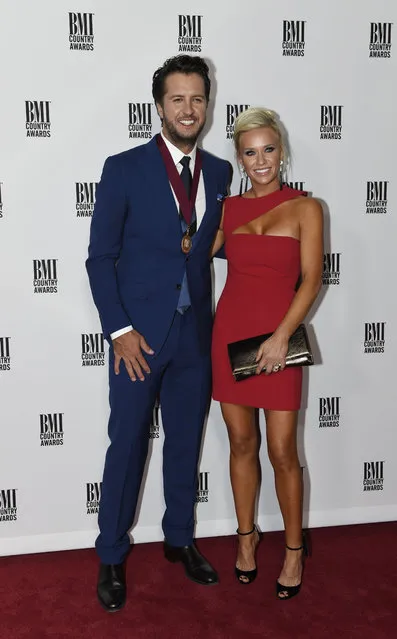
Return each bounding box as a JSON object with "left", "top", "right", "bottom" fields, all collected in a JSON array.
[{"left": 156, "top": 133, "right": 202, "bottom": 227}]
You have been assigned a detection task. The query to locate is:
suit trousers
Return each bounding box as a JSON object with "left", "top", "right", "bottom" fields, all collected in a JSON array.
[{"left": 96, "top": 309, "right": 212, "bottom": 564}]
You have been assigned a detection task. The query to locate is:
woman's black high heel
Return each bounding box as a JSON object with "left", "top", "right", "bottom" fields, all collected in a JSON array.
[
  {"left": 235, "top": 524, "right": 261, "bottom": 585},
  {"left": 276, "top": 534, "right": 309, "bottom": 600}
]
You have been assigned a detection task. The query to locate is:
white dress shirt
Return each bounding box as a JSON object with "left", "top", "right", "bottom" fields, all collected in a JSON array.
[{"left": 110, "top": 131, "right": 206, "bottom": 340}]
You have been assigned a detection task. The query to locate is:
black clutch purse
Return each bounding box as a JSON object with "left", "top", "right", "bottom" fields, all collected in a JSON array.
[{"left": 228, "top": 324, "right": 313, "bottom": 382}]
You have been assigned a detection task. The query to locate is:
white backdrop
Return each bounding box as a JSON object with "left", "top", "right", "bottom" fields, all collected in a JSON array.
[{"left": 1, "top": 0, "right": 396, "bottom": 556}]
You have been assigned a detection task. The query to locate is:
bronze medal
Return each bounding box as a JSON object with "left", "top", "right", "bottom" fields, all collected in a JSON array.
[{"left": 181, "top": 232, "right": 192, "bottom": 254}]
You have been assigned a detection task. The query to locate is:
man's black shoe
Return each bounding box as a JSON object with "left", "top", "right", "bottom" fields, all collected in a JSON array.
[
  {"left": 97, "top": 563, "right": 126, "bottom": 612},
  {"left": 164, "top": 542, "right": 219, "bottom": 586}
]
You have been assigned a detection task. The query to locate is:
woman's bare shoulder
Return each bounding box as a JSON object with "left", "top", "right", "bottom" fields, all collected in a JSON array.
[{"left": 295, "top": 195, "right": 323, "bottom": 220}]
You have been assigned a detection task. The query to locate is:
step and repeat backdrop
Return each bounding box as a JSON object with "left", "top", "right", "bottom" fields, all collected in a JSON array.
[{"left": 1, "top": 0, "right": 396, "bottom": 556}]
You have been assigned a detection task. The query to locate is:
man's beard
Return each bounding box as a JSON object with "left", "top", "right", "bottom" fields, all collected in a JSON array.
[{"left": 162, "top": 116, "right": 205, "bottom": 148}]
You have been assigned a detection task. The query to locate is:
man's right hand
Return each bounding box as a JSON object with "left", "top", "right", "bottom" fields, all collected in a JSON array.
[{"left": 112, "top": 330, "right": 154, "bottom": 381}]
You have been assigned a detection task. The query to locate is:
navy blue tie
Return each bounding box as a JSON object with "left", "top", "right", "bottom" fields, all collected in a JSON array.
[
  {"left": 179, "top": 156, "right": 197, "bottom": 234},
  {"left": 177, "top": 156, "right": 196, "bottom": 313}
]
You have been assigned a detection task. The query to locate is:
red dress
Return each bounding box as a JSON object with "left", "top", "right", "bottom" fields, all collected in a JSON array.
[{"left": 212, "top": 186, "right": 306, "bottom": 410}]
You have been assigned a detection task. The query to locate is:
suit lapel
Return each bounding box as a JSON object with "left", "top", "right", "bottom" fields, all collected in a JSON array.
[
  {"left": 143, "top": 137, "right": 182, "bottom": 243},
  {"left": 191, "top": 151, "right": 216, "bottom": 251}
]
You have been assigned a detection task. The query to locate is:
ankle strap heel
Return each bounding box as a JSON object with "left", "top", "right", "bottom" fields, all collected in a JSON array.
[
  {"left": 276, "top": 534, "right": 309, "bottom": 600},
  {"left": 234, "top": 524, "right": 261, "bottom": 585},
  {"left": 285, "top": 532, "right": 309, "bottom": 557},
  {"left": 236, "top": 524, "right": 257, "bottom": 536}
]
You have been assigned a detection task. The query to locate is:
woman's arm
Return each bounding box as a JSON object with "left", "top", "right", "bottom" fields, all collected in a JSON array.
[
  {"left": 255, "top": 198, "right": 323, "bottom": 374},
  {"left": 210, "top": 202, "right": 226, "bottom": 257},
  {"left": 275, "top": 197, "right": 323, "bottom": 338}
]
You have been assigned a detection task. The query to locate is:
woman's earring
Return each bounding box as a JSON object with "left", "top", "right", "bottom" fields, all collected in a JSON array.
[
  {"left": 279, "top": 160, "right": 284, "bottom": 191},
  {"left": 239, "top": 165, "right": 248, "bottom": 196}
]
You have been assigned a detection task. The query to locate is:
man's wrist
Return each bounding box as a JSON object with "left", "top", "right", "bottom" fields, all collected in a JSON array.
[{"left": 110, "top": 325, "right": 133, "bottom": 340}]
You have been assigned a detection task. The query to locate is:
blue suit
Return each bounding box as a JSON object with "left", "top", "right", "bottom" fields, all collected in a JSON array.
[{"left": 86, "top": 136, "right": 230, "bottom": 564}]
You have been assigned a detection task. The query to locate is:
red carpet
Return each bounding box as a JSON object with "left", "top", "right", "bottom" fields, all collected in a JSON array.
[{"left": 1, "top": 522, "right": 396, "bottom": 639}]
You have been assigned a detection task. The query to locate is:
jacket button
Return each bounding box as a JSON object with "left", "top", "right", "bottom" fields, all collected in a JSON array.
[{"left": 176, "top": 284, "right": 181, "bottom": 290}]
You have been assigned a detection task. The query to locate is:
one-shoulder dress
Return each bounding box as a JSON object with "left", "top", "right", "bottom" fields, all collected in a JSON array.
[{"left": 212, "top": 186, "right": 306, "bottom": 410}]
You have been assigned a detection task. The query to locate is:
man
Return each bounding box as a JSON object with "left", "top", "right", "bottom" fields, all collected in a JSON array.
[{"left": 86, "top": 55, "right": 230, "bottom": 612}]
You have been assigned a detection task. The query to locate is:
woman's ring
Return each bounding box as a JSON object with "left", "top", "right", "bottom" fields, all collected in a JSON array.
[{"left": 272, "top": 363, "right": 281, "bottom": 372}]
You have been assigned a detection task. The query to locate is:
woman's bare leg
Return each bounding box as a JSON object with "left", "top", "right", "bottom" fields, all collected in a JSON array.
[
  {"left": 221, "top": 402, "right": 260, "bottom": 578},
  {"left": 265, "top": 409, "right": 303, "bottom": 594}
]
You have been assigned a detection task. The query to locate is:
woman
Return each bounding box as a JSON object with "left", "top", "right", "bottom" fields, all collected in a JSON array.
[{"left": 211, "top": 107, "right": 323, "bottom": 599}]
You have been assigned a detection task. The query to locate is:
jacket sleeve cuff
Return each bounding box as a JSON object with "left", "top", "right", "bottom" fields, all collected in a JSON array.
[{"left": 110, "top": 325, "right": 133, "bottom": 340}]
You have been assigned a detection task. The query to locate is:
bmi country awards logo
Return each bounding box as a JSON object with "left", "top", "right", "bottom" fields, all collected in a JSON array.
[
  {"left": 40, "top": 413, "right": 64, "bottom": 447},
  {"left": 363, "top": 461, "right": 384, "bottom": 491},
  {"left": 196, "top": 472, "right": 209, "bottom": 503},
  {"left": 320, "top": 106, "right": 343, "bottom": 140},
  {"left": 68, "top": 12, "right": 94, "bottom": 51},
  {"left": 0, "top": 181, "right": 3, "bottom": 218},
  {"left": 364, "top": 322, "right": 386, "bottom": 354},
  {"left": 0, "top": 489, "right": 17, "bottom": 522},
  {"left": 75, "top": 182, "right": 97, "bottom": 217},
  {"left": 149, "top": 400, "right": 160, "bottom": 439},
  {"left": 369, "top": 23, "right": 392, "bottom": 58},
  {"left": 178, "top": 15, "right": 203, "bottom": 52},
  {"left": 25, "top": 101, "right": 51, "bottom": 138},
  {"left": 323, "top": 253, "right": 341, "bottom": 286},
  {"left": 287, "top": 181, "right": 306, "bottom": 191},
  {"left": 319, "top": 397, "right": 340, "bottom": 428},
  {"left": 81, "top": 333, "right": 105, "bottom": 366},
  {"left": 366, "top": 181, "right": 388, "bottom": 214},
  {"left": 0, "top": 337, "right": 11, "bottom": 371},
  {"left": 33, "top": 259, "right": 58, "bottom": 293},
  {"left": 86, "top": 482, "right": 102, "bottom": 514},
  {"left": 282, "top": 20, "right": 306, "bottom": 56},
  {"left": 226, "top": 105, "right": 250, "bottom": 139},
  {"left": 128, "top": 103, "right": 153, "bottom": 140}
]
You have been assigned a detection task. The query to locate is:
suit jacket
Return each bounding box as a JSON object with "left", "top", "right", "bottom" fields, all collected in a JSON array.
[{"left": 86, "top": 136, "right": 230, "bottom": 354}]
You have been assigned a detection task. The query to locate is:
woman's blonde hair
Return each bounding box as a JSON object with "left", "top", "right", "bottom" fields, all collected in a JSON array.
[{"left": 233, "top": 107, "right": 290, "bottom": 170}]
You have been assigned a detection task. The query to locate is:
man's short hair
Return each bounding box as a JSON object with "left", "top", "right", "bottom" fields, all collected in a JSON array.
[{"left": 152, "top": 55, "right": 211, "bottom": 105}]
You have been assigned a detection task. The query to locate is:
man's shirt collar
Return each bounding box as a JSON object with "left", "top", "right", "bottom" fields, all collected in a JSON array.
[{"left": 161, "top": 130, "right": 197, "bottom": 168}]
